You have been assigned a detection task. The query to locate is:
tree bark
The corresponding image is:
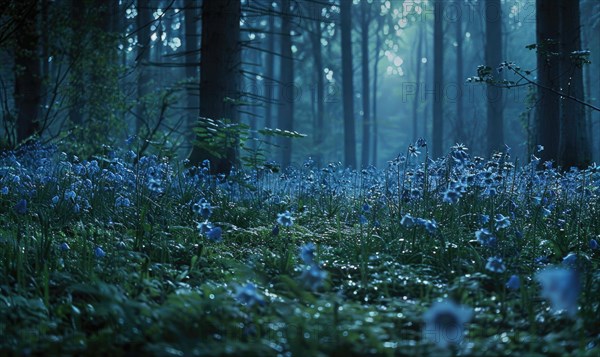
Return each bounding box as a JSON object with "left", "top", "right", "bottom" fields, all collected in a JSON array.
[
  {"left": 360, "top": 0, "right": 370, "bottom": 168},
  {"left": 413, "top": 24, "right": 423, "bottom": 142},
  {"left": 278, "top": 0, "right": 294, "bottom": 167},
  {"left": 136, "top": 0, "right": 152, "bottom": 133},
  {"left": 558, "top": 0, "right": 591, "bottom": 168},
  {"left": 310, "top": 12, "right": 324, "bottom": 165},
  {"left": 371, "top": 16, "right": 383, "bottom": 166},
  {"left": 188, "top": 0, "right": 241, "bottom": 173},
  {"left": 14, "top": 1, "right": 41, "bottom": 143},
  {"left": 455, "top": 9, "right": 464, "bottom": 144},
  {"left": 535, "top": 0, "right": 560, "bottom": 163},
  {"left": 341, "top": 0, "right": 356, "bottom": 168},
  {"left": 432, "top": 0, "right": 444, "bottom": 158},
  {"left": 184, "top": 0, "right": 199, "bottom": 136},
  {"left": 485, "top": 0, "right": 504, "bottom": 154}
]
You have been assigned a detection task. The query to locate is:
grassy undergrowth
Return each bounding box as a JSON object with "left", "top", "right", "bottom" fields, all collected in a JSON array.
[{"left": 1, "top": 142, "right": 599, "bottom": 356}]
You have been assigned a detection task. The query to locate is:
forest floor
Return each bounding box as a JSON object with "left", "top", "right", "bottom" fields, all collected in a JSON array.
[{"left": 1, "top": 143, "right": 599, "bottom": 356}]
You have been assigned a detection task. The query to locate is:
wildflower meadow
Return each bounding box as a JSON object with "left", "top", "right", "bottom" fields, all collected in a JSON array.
[{"left": 1, "top": 141, "right": 599, "bottom": 355}]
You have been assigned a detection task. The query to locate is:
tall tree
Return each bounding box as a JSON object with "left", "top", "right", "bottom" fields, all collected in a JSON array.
[
  {"left": 360, "top": 0, "right": 371, "bottom": 168},
  {"left": 413, "top": 24, "right": 424, "bottom": 142},
  {"left": 371, "top": 14, "right": 384, "bottom": 166},
  {"left": 136, "top": 0, "right": 152, "bottom": 133},
  {"left": 184, "top": 0, "right": 199, "bottom": 135},
  {"left": 188, "top": 0, "right": 241, "bottom": 173},
  {"left": 278, "top": 0, "right": 294, "bottom": 167},
  {"left": 341, "top": 0, "right": 356, "bottom": 168},
  {"left": 485, "top": 0, "right": 504, "bottom": 154},
  {"left": 455, "top": 7, "right": 464, "bottom": 144},
  {"left": 14, "top": 1, "right": 41, "bottom": 143},
  {"left": 535, "top": 0, "right": 560, "bottom": 163},
  {"left": 307, "top": 3, "right": 325, "bottom": 165},
  {"left": 68, "top": 0, "right": 84, "bottom": 125},
  {"left": 432, "top": 0, "right": 443, "bottom": 158},
  {"left": 558, "top": 0, "right": 591, "bottom": 168},
  {"left": 264, "top": 3, "right": 276, "bottom": 150}
]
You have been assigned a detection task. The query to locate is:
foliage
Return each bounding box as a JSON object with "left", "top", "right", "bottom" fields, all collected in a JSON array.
[
  {"left": 1, "top": 142, "right": 600, "bottom": 355},
  {"left": 192, "top": 116, "right": 306, "bottom": 170}
]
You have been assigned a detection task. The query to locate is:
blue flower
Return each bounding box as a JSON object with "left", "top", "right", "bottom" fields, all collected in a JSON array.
[
  {"left": 589, "top": 239, "right": 599, "bottom": 250},
  {"left": 420, "top": 219, "right": 438, "bottom": 234},
  {"left": 300, "top": 243, "right": 316, "bottom": 265},
  {"left": 401, "top": 213, "right": 415, "bottom": 228},
  {"left": 485, "top": 257, "right": 506, "bottom": 273},
  {"left": 562, "top": 252, "right": 578, "bottom": 268},
  {"left": 235, "top": 283, "right": 265, "bottom": 307},
  {"left": 193, "top": 198, "right": 213, "bottom": 220},
  {"left": 423, "top": 300, "right": 473, "bottom": 348},
  {"left": 206, "top": 226, "right": 223, "bottom": 243},
  {"left": 0, "top": 186, "right": 8, "bottom": 195},
  {"left": 94, "top": 246, "right": 106, "bottom": 258},
  {"left": 506, "top": 275, "right": 520, "bottom": 290},
  {"left": 13, "top": 199, "right": 27, "bottom": 215},
  {"left": 359, "top": 214, "right": 368, "bottom": 225},
  {"left": 115, "top": 196, "right": 131, "bottom": 208},
  {"left": 277, "top": 211, "right": 294, "bottom": 227},
  {"left": 197, "top": 221, "right": 213, "bottom": 235},
  {"left": 59, "top": 242, "right": 70, "bottom": 251},
  {"left": 535, "top": 267, "right": 580, "bottom": 317},
  {"left": 64, "top": 190, "right": 76, "bottom": 201},
  {"left": 480, "top": 214, "right": 490, "bottom": 225},
  {"left": 51, "top": 195, "right": 59, "bottom": 205},
  {"left": 475, "top": 228, "right": 497, "bottom": 248},
  {"left": 299, "top": 264, "right": 327, "bottom": 291},
  {"left": 442, "top": 189, "right": 461, "bottom": 204},
  {"left": 147, "top": 178, "right": 163, "bottom": 193},
  {"left": 361, "top": 203, "right": 371, "bottom": 213},
  {"left": 494, "top": 214, "right": 511, "bottom": 230}
]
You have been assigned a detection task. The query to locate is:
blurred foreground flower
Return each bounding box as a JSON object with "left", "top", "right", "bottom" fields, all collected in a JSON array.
[
  {"left": 299, "top": 243, "right": 316, "bottom": 265},
  {"left": 423, "top": 300, "right": 473, "bottom": 348},
  {"left": 299, "top": 264, "right": 327, "bottom": 291},
  {"left": 535, "top": 267, "right": 580, "bottom": 317},
  {"left": 235, "top": 283, "right": 265, "bottom": 307}
]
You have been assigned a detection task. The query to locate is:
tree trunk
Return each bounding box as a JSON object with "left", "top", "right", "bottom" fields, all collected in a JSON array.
[
  {"left": 535, "top": 0, "right": 560, "bottom": 163},
  {"left": 413, "top": 24, "right": 423, "bottom": 141},
  {"left": 360, "top": 0, "right": 370, "bottom": 168},
  {"left": 485, "top": 0, "right": 504, "bottom": 154},
  {"left": 136, "top": 0, "right": 152, "bottom": 133},
  {"left": 310, "top": 20, "right": 324, "bottom": 165},
  {"left": 264, "top": 5, "right": 276, "bottom": 150},
  {"left": 432, "top": 0, "right": 444, "bottom": 158},
  {"left": 559, "top": 0, "right": 591, "bottom": 168},
  {"left": 184, "top": 0, "right": 199, "bottom": 136},
  {"left": 188, "top": 0, "right": 241, "bottom": 173},
  {"left": 371, "top": 16, "right": 383, "bottom": 166},
  {"left": 14, "top": 1, "right": 41, "bottom": 143},
  {"left": 68, "top": 0, "right": 84, "bottom": 125},
  {"left": 341, "top": 0, "right": 356, "bottom": 168},
  {"left": 278, "top": 0, "right": 294, "bottom": 167},
  {"left": 455, "top": 9, "right": 464, "bottom": 144}
]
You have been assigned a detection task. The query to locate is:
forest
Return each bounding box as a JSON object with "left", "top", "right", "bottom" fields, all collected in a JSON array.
[{"left": 1, "top": 0, "right": 600, "bottom": 355}]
